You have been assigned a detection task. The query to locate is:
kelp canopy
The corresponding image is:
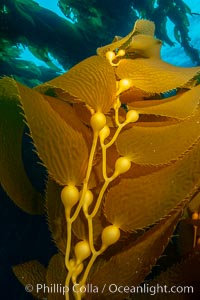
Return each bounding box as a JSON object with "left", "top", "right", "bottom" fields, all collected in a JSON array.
[
  {"left": 1, "top": 18, "right": 200, "bottom": 299},
  {"left": 0, "top": 0, "right": 200, "bottom": 86}
]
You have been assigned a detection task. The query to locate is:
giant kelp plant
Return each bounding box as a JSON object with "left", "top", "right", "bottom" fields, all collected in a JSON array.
[
  {"left": 1, "top": 19, "right": 200, "bottom": 299},
  {"left": 0, "top": 0, "right": 200, "bottom": 87}
]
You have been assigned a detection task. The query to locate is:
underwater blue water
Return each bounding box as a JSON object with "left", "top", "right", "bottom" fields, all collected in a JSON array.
[
  {"left": 35, "top": 0, "right": 64, "bottom": 17},
  {"left": 19, "top": 0, "right": 200, "bottom": 69},
  {"left": 161, "top": 0, "right": 200, "bottom": 66},
  {"left": 17, "top": 0, "right": 67, "bottom": 71}
]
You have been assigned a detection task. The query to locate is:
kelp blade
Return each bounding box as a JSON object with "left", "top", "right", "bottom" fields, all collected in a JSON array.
[
  {"left": 16, "top": 82, "right": 89, "bottom": 186},
  {"left": 46, "top": 253, "right": 66, "bottom": 300},
  {"left": 0, "top": 77, "right": 44, "bottom": 214},
  {"left": 39, "top": 56, "right": 116, "bottom": 113},
  {"left": 105, "top": 140, "right": 200, "bottom": 231},
  {"left": 129, "top": 84, "right": 200, "bottom": 119},
  {"left": 89, "top": 204, "right": 185, "bottom": 299},
  {"left": 116, "top": 107, "right": 200, "bottom": 165},
  {"left": 12, "top": 260, "right": 46, "bottom": 299},
  {"left": 116, "top": 58, "right": 200, "bottom": 94}
]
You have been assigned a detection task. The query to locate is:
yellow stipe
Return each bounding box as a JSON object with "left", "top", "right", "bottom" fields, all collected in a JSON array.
[
  {"left": 72, "top": 263, "right": 84, "bottom": 283},
  {"left": 192, "top": 212, "right": 199, "bottom": 248},
  {"left": 63, "top": 85, "right": 136, "bottom": 299}
]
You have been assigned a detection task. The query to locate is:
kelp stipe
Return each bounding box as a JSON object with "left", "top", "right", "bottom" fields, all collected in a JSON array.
[{"left": 1, "top": 19, "right": 200, "bottom": 300}]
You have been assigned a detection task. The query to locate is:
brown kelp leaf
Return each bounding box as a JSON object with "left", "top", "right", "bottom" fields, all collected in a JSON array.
[
  {"left": 131, "top": 19, "right": 155, "bottom": 36},
  {"left": 73, "top": 102, "right": 92, "bottom": 127},
  {"left": 129, "top": 85, "right": 200, "bottom": 119},
  {"left": 12, "top": 260, "right": 46, "bottom": 299},
  {"left": 42, "top": 56, "right": 116, "bottom": 113},
  {"left": 16, "top": 82, "right": 88, "bottom": 186},
  {"left": 125, "top": 34, "right": 161, "bottom": 59},
  {"left": 0, "top": 77, "right": 44, "bottom": 214},
  {"left": 46, "top": 253, "right": 66, "bottom": 300},
  {"left": 35, "top": 84, "right": 80, "bottom": 104},
  {"left": 104, "top": 140, "right": 200, "bottom": 231},
  {"left": 116, "top": 58, "right": 200, "bottom": 94},
  {"left": 46, "top": 179, "right": 66, "bottom": 254},
  {"left": 97, "top": 19, "right": 155, "bottom": 56},
  {"left": 174, "top": 220, "right": 194, "bottom": 257},
  {"left": 120, "top": 86, "right": 156, "bottom": 103},
  {"left": 89, "top": 205, "right": 184, "bottom": 299},
  {"left": 133, "top": 253, "right": 200, "bottom": 300},
  {"left": 116, "top": 109, "right": 200, "bottom": 165},
  {"left": 43, "top": 93, "right": 92, "bottom": 146},
  {"left": 188, "top": 191, "right": 200, "bottom": 213}
]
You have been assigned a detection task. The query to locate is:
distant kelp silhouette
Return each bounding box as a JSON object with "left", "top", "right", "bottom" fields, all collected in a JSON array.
[
  {"left": 1, "top": 19, "right": 200, "bottom": 300},
  {"left": 1, "top": 0, "right": 199, "bottom": 88}
]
